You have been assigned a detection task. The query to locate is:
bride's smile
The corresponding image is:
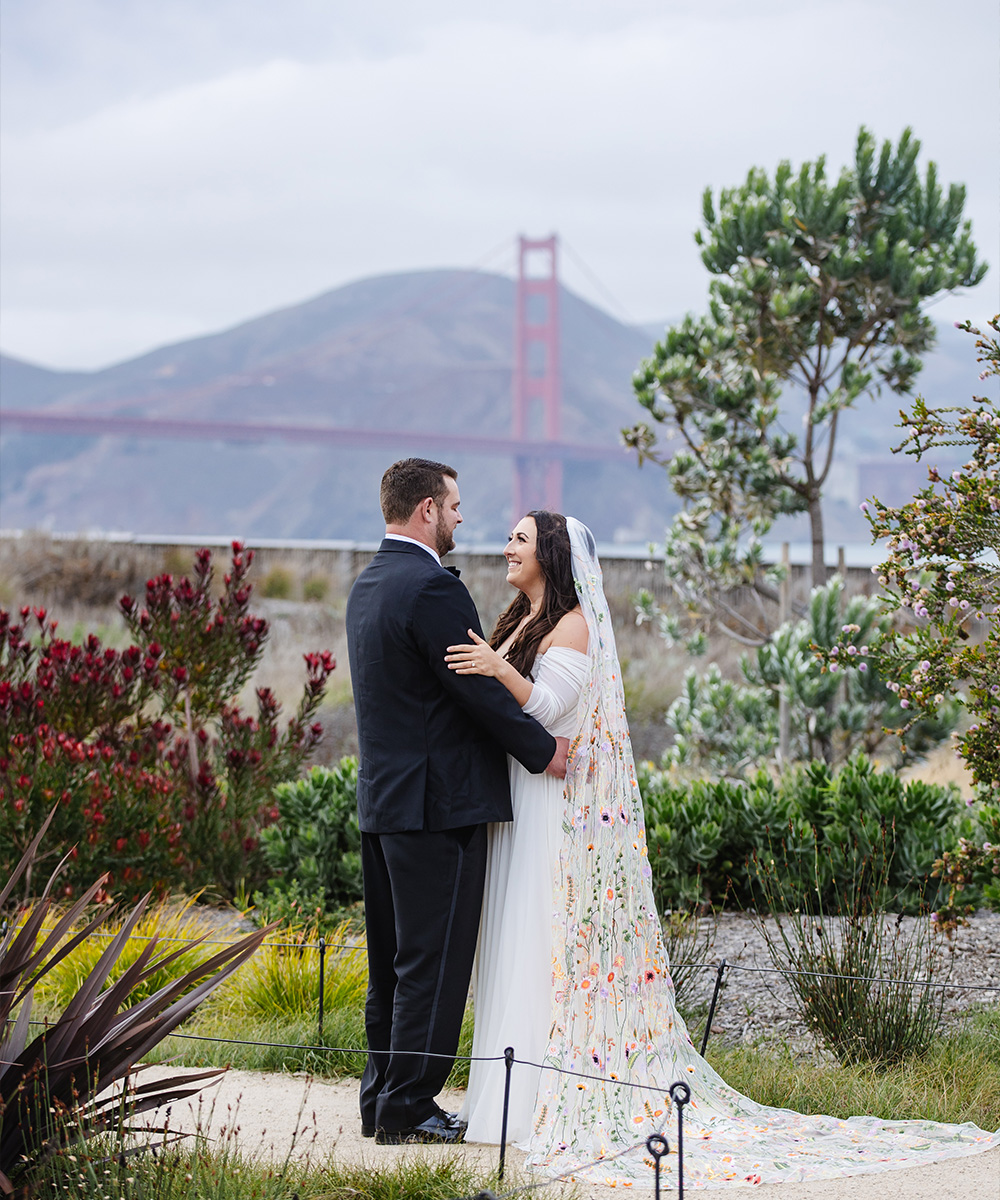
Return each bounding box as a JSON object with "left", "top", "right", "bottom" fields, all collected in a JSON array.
[{"left": 504, "top": 517, "right": 544, "bottom": 605}]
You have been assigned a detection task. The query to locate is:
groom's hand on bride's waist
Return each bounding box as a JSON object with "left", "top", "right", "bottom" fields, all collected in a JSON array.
[{"left": 545, "top": 736, "right": 569, "bottom": 779}]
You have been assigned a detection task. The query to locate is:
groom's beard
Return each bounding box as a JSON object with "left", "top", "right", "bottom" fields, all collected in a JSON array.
[{"left": 435, "top": 512, "right": 455, "bottom": 557}]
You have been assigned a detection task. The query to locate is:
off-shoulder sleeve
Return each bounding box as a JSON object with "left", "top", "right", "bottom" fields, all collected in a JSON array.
[{"left": 522, "top": 647, "right": 589, "bottom": 729}]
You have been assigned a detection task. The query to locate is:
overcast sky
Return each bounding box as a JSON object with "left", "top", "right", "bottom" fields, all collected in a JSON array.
[{"left": 2, "top": 0, "right": 998, "bottom": 371}]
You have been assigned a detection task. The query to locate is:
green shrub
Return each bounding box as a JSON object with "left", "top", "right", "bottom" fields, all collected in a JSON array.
[
  {"left": 250, "top": 876, "right": 340, "bottom": 934},
  {"left": 640, "top": 752, "right": 972, "bottom": 912},
  {"left": 660, "top": 578, "right": 960, "bottom": 777},
  {"left": 302, "top": 575, "right": 330, "bottom": 602},
  {"left": 750, "top": 826, "right": 948, "bottom": 1066},
  {"left": 260, "top": 565, "right": 294, "bottom": 599},
  {"left": 933, "top": 799, "right": 1000, "bottom": 929},
  {"left": 256, "top": 759, "right": 363, "bottom": 916}
]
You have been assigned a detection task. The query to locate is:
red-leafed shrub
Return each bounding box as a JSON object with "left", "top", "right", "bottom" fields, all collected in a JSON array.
[{"left": 0, "top": 542, "right": 334, "bottom": 900}]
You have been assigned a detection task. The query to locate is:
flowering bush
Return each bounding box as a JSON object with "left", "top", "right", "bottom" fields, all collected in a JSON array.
[
  {"left": 820, "top": 317, "right": 1000, "bottom": 927},
  {"left": 0, "top": 542, "right": 335, "bottom": 900}
]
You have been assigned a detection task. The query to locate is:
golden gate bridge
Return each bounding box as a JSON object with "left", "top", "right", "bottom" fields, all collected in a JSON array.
[{"left": 2, "top": 235, "right": 631, "bottom": 516}]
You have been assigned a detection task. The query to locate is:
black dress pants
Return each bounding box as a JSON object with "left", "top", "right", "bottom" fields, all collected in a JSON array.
[{"left": 360, "top": 824, "right": 487, "bottom": 1132}]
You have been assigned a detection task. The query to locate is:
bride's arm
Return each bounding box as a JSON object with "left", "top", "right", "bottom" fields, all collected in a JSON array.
[
  {"left": 444, "top": 629, "right": 534, "bottom": 706},
  {"left": 445, "top": 611, "right": 588, "bottom": 709}
]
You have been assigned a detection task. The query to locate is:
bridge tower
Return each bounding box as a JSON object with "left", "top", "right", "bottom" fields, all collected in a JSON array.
[{"left": 512, "top": 234, "right": 562, "bottom": 517}]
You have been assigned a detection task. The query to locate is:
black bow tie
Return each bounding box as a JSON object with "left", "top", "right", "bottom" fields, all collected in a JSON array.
[{"left": 444, "top": 565, "right": 461, "bottom": 578}]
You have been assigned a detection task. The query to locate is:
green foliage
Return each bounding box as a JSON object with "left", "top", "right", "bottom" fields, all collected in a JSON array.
[
  {"left": 256, "top": 760, "right": 363, "bottom": 917},
  {"left": 850, "top": 318, "right": 999, "bottom": 792},
  {"left": 626, "top": 125, "right": 987, "bottom": 638},
  {"left": 260, "top": 565, "right": 295, "bottom": 599},
  {"left": 40, "top": 1136, "right": 303, "bottom": 1200},
  {"left": 0, "top": 815, "right": 270, "bottom": 1195},
  {"left": 825, "top": 317, "right": 1000, "bottom": 926},
  {"left": 218, "top": 922, "right": 367, "bottom": 1021},
  {"left": 302, "top": 575, "right": 330, "bottom": 603},
  {"left": 150, "top": 1009, "right": 370, "bottom": 1079},
  {"left": 249, "top": 876, "right": 336, "bottom": 934},
  {"left": 149, "top": 1000, "right": 475, "bottom": 1088},
  {"left": 38, "top": 1141, "right": 498, "bottom": 1200},
  {"left": 664, "top": 664, "right": 776, "bottom": 777},
  {"left": 933, "top": 802, "right": 1000, "bottom": 929},
  {"left": 0, "top": 543, "right": 335, "bottom": 900},
  {"left": 316, "top": 1155, "right": 500, "bottom": 1200},
  {"left": 31, "top": 893, "right": 224, "bottom": 1013},
  {"left": 750, "top": 830, "right": 947, "bottom": 1066},
  {"left": 640, "top": 753, "right": 971, "bottom": 911},
  {"left": 662, "top": 578, "right": 958, "bottom": 773}
]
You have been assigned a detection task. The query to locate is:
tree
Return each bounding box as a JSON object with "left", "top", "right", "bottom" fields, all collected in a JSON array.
[
  {"left": 826, "top": 317, "right": 1000, "bottom": 925},
  {"left": 626, "top": 126, "right": 986, "bottom": 644},
  {"left": 662, "top": 576, "right": 955, "bottom": 772}
]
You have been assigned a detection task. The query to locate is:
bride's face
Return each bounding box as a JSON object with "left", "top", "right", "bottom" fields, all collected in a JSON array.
[{"left": 504, "top": 516, "right": 544, "bottom": 596}]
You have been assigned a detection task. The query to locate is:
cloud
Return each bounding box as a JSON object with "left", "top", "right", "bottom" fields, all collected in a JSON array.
[{"left": 1, "top": 0, "right": 997, "bottom": 368}]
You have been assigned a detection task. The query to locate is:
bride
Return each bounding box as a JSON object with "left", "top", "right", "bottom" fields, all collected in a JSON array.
[{"left": 445, "top": 511, "right": 998, "bottom": 1187}]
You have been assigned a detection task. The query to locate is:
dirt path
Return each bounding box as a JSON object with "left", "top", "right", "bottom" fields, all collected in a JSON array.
[{"left": 138, "top": 1066, "right": 1000, "bottom": 1199}]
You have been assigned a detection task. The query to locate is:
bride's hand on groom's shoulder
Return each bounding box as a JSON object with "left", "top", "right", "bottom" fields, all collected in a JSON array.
[{"left": 445, "top": 629, "right": 504, "bottom": 678}]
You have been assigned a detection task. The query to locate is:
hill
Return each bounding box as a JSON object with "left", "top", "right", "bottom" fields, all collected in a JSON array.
[
  {"left": 0, "top": 271, "right": 989, "bottom": 544},
  {"left": 0, "top": 270, "right": 674, "bottom": 543}
]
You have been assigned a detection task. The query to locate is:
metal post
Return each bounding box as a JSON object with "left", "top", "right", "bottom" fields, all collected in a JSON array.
[
  {"left": 778, "top": 542, "right": 791, "bottom": 764},
  {"left": 317, "top": 937, "right": 326, "bottom": 1039},
  {"left": 699, "top": 958, "right": 727, "bottom": 1056},
  {"left": 645, "top": 1133, "right": 669, "bottom": 1200},
  {"left": 513, "top": 234, "right": 562, "bottom": 515},
  {"left": 498, "top": 1046, "right": 514, "bottom": 1183},
  {"left": 669, "top": 1081, "right": 691, "bottom": 1200}
]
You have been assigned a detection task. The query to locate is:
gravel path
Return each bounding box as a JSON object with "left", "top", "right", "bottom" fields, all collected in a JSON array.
[{"left": 684, "top": 909, "right": 1000, "bottom": 1050}]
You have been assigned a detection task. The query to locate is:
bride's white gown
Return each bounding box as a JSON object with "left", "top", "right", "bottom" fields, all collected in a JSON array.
[
  {"left": 461, "top": 646, "right": 998, "bottom": 1188},
  {"left": 464, "top": 647, "right": 589, "bottom": 1145}
]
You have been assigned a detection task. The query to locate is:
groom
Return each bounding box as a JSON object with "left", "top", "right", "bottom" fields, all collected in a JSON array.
[{"left": 346, "top": 458, "right": 567, "bottom": 1144}]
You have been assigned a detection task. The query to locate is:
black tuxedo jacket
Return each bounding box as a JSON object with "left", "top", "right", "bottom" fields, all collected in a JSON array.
[{"left": 346, "top": 539, "right": 556, "bottom": 834}]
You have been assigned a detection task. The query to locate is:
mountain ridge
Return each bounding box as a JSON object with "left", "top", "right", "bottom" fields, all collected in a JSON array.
[
  {"left": 1, "top": 272, "right": 989, "bottom": 544},
  {"left": 0, "top": 270, "right": 667, "bottom": 542}
]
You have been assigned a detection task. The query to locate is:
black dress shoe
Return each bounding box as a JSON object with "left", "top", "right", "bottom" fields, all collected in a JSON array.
[
  {"left": 433, "top": 1106, "right": 467, "bottom": 1132},
  {"left": 361, "top": 1123, "right": 375, "bottom": 1138},
  {"left": 375, "top": 1112, "right": 466, "bottom": 1145}
]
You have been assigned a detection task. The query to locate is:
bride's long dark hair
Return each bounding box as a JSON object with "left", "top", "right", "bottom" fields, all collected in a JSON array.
[{"left": 490, "top": 510, "right": 577, "bottom": 677}]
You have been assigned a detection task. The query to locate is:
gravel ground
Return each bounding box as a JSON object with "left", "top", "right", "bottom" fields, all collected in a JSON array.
[{"left": 680, "top": 909, "right": 1000, "bottom": 1050}]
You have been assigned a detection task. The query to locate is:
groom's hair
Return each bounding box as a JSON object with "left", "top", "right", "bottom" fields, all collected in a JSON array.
[{"left": 381, "top": 458, "right": 457, "bottom": 524}]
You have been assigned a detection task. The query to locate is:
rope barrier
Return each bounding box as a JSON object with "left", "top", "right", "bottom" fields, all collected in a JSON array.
[
  {"left": 723, "top": 961, "right": 1000, "bottom": 991},
  {"left": 24, "top": 925, "right": 999, "bottom": 992}
]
